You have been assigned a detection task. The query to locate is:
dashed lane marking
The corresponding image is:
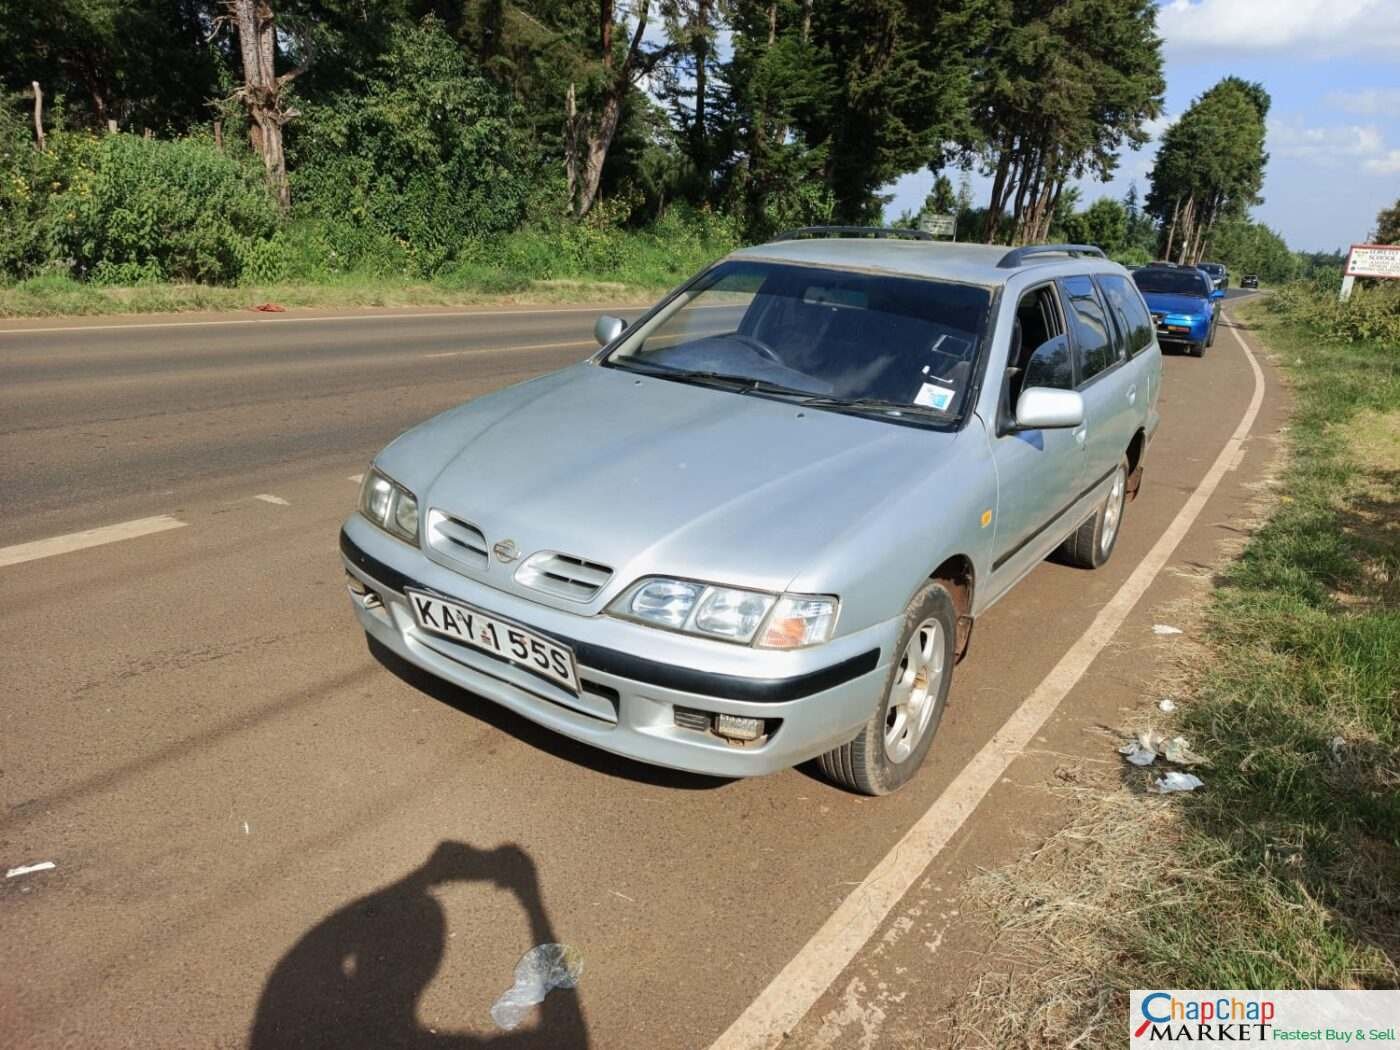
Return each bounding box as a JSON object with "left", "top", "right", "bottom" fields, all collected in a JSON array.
[{"left": 0, "top": 515, "right": 187, "bottom": 569}]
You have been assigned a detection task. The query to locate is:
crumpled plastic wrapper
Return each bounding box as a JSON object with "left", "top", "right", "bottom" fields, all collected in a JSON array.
[
  {"left": 1149, "top": 771, "right": 1204, "bottom": 794},
  {"left": 1119, "top": 730, "right": 1208, "bottom": 768},
  {"left": 491, "top": 943, "right": 584, "bottom": 1030}
]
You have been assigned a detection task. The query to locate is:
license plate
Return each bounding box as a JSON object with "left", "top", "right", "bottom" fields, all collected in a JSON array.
[
  {"left": 406, "top": 590, "right": 579, "bottom": 693},
  {"left": 1166, "top": 325, "right": 1189, "bottom": 333}
]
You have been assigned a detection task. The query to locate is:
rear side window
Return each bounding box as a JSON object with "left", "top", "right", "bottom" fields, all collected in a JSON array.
[
  {"left": 1059, "top": 276, "right": 1117, "bottom": 383},
  {"left": 1097, "top": 274, "right": 1154, "bottom": 357}
]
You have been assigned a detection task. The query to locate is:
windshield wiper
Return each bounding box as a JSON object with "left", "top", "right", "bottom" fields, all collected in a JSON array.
[
  {"left": 614, "top": 361, "right": 814, "bottom": 397},
  {"left": 797, "top": 395, "right": 943, "bottom": 418}
]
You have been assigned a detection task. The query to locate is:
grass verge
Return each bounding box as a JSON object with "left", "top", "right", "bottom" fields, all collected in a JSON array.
[
  {"left": 950, "top": 296, "right": 1399, "bottom": 1048},
  {"left": 0, "top": 272, "right": 662, "bottom": 319}
]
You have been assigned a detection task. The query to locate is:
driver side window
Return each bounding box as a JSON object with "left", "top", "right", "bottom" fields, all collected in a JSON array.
[{"left": 1006, "top": 285, "right": 1070, "bottom": 409}]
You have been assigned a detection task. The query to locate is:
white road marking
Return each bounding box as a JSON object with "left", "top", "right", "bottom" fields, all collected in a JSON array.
[
  {"left": 6, "top": 861, "right": 56, "bottom": 878},
  {"left": 348, "top": 474, "right": 364, "bottom": 484},
  {"left": 709, "top": 321, "right": 1267, "bottom": 1050},
  {"left": 0, "top": 304, "right": 651, "bottom": 337},
  {"left": 422, "top": 338, "right": 594, "bottom": 359},
  {"left": 254, "top": 494, "right": 290, "bottom": 506},
  {"left": 0, "top": 515, "right": 187, "bottom": 569}
]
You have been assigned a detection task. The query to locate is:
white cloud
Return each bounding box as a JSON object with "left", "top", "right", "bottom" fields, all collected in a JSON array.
[
  {"left": 1364, "top": 149, "right": 1400, "bottom": 175},
  {"left": 1325, "top": 87, "right": 1400, "bottom": 115},
  {"left": 1141, "top": 112, "right": 1178, "bottom": 139},
  {"left": 1158, "top": 0, "right": 1400, "bottom": 59},
  {"left": 1269, "top": 117, "right": 1386, "bottom": 164}
]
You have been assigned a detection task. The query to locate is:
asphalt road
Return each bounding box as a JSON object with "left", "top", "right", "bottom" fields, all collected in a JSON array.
[{"left": 0, "top": 291, "right": 1276, "bottom": 1049}]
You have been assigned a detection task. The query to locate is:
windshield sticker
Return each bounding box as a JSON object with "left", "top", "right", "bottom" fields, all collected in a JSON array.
[{"left": 914, "top": 382, "right": 956, "bottom": 411}]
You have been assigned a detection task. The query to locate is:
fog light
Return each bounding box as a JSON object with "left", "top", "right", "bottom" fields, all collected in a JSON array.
[
  {"left": 345, "top": 571, "right": 382, "bottom": 609},
  {"left": 714, "top": 714, "right": 765, "bottom": 742}
]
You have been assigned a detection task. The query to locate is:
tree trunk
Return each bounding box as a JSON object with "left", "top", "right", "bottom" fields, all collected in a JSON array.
[
  {"left": 31, "top": 82, "right": 45, "bottom": 152},
  {"left": 984, "top": 141, "right": 1015, "bottom": 243},
  {"left": 229, "top": 0, "right": 299, "bottom": 212},
  {"left": 691, "top": 0, "right": 710, "bottom": 189},
  {"left": 573, "top": 0, "right": 652, "bottom": 218},
  {"left": 1163, "top": 197, "right": 1179, "bottom": 261},
  {"left": 565, "top": 82, "right": 579, "bottom": 204}
]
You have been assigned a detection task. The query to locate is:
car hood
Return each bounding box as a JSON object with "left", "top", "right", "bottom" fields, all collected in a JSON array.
[
  {"left": 380, "top": 363, "right": 964, "bottom": 604},
  {"left": 1141, "top": 292, "right": 1210, "bottom": 317}
]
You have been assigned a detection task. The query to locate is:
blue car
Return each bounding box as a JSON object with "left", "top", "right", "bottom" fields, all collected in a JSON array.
[{"left": 1131, "top": 264, "right": 1223, "bottom": 357}]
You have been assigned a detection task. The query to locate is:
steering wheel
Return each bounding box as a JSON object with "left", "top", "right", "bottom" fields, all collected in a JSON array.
[{"left": 731, "top": 332, "right": 784, "bottom": 365}]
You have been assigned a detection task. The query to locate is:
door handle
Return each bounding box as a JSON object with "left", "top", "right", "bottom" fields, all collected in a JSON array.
[
  {"left": 1127, "top": 384, "right": 1137, "bottom": 405},
  {"left": 1073, "top": 426, "right": 1087, "bottom": 445}
]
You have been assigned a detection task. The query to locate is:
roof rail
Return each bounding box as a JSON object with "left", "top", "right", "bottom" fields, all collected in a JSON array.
[
  {"left": 997, "top": 243, "right": 1107, "bottom": 268},
  {"left": 772, "top": 226, "right": 934, "bottom": 243}
]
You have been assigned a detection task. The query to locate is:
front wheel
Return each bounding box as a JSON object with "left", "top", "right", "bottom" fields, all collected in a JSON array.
[
  {"left": 1057, "top": 455, "right": 1129, "bottom": 569},
  {"left": 818, "top": 581, "right": 956, "bottom": 796}
]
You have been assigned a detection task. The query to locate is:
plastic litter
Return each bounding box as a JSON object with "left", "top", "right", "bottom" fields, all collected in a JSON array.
[
  {"left": 1118, "top": 731, "right": 1207, "bottom": 768},
  {"left": 490, "top": 943, "right": 584, "bottom": 1030},
  {"left": 1150, "top": 771, "right": 1204, "bottom": 794},
  {"left": 6, "top": 861, "right": 56, "bottom": 878},
  {"left": 1158, "top": 698, "right": 1177, "bottom": 713},
  {"left": 1152, "top": 624, "right": 1183, "bottom": 636}
]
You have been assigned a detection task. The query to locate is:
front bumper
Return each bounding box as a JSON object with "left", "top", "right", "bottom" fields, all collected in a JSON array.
[
  {"left": 339, "top": 516, "right": 898, "bottom": 778},
  {"left": 1154, "top": 315, "right": 1211, "bottom": 345}
]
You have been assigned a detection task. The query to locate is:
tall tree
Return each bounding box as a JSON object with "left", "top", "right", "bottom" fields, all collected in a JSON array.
[
  {"left": 226, "top": 0, "right": 306, "bottom": 210},
  {"left": 971, "top": 0, "right": 1164, "bottom": 245},
  {"left": 1376, "top": 198, "right": 1400, "bottom": 244},
  {"left": 566, "top": 1, "right": 673, "bottom": 216},
  {"left": 1146, "top": 77, "right": 1269, "bottom": 264}
]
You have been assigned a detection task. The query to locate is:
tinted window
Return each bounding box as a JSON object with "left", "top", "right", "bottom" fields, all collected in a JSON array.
[
  {"left": 1022, "top": 335, "right": 1073, "bottom": 390},
  {"left": 1060, "top": 276, "right": 1116, "bottom": 382},
  {"left": 609, "top": 260, "right": 991, "bottom": 420},
  {"left": 1098, "top": 274, "right": 1154, "bottom": 357},
  {"left": 1133, "top": 268, "right": 1211, "bottom": 296}
]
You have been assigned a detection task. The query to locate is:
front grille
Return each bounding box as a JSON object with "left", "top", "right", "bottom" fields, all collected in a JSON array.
[
  {"left": 426, "top": 510, "right": 489, "bottom": 569},
  {"left": 515, "top": 551, "right": 613, "bottom": 603}
]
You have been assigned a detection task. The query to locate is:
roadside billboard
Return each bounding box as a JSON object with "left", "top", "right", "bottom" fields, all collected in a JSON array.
[{"left": 1344, "top": 243, "right": 1400, "bottom": 279}]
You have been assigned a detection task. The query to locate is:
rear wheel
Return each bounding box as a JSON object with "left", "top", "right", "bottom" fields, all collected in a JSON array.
[
  {"left": 1057, "top": 455, "right": 1129, "bottom": 569},
  {"left": 818, "top": 581, "right": 956, "bottom": 796}
]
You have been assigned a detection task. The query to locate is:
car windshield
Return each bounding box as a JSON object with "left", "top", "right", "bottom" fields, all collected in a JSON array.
[
  {"left": 604, "top": 260, "right": 991, "bottom": 424},
  {"left": 1133, "top": 268, "right": 1210, "bottom": 297}
]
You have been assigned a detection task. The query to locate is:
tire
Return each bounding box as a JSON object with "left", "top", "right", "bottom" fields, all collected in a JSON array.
[
  {"left": 1056, "top": 455, "right": 1129, "bottom": 569},
  {"left": 818, "top": 581, "right": 956, "bottom": 796},
  {"left": 1206, "top": 317, "right": 1217, "bottom": 347},
  {"left": 1189, "top": 341, "right": 1205, "bottom": 357}
]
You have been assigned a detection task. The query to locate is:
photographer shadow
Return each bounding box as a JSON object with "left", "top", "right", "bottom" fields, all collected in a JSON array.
[{"left": 249, "top": 841, "right": 588, "bottom": 1049}]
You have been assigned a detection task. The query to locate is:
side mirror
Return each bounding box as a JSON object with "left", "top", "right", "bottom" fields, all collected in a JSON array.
[
  {"left": 1015, "top": 387, "right": 1084, "bottom": 430},
  {"left": 1211, "top": 289, "right": 1225, "bottom": 300},
  {"left": 594, "top": 314, "right": 627, "bottom": 346}
]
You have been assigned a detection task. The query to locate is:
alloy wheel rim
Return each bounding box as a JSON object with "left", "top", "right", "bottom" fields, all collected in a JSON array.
[
  {"left": 883, "top": 618, "right": 945, "bottom": 764},
  {"left": 1101, "top": 466, "right": 1127, "bottom": 555}
]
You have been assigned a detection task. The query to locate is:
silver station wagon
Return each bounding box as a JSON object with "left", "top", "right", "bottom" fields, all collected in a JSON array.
[{"left": 341, "top": 229, "right": 1162, "bottom": 794}]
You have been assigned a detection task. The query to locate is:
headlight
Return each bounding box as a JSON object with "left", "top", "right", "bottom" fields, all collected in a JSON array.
[
  {"left": 358, "top": 468, "right": 419, "bottom": 544},
  {"left": 608, "top": 577, "right": 838, "bottom": 648}
]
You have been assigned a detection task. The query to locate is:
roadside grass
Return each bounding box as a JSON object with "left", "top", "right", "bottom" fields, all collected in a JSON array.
[
  {"left": 0, "top": 271, "right": 661, "bottom": 319},
  {"left": 948, "top": 296, "right": 1399, "bottom": 1048}
]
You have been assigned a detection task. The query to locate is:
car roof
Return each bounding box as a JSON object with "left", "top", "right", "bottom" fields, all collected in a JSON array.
[{"left": 727, "top": 237, "right": 1128, "bottom": 289}]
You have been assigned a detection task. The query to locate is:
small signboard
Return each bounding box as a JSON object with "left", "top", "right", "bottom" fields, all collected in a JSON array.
[
  {"left": 1345, "top": 243, "right": 1400, "bottom": 279},
  {"left": 919, "top": 213, "right": 956, "bottom": 238}
]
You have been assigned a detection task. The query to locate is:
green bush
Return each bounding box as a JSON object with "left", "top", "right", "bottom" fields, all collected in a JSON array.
[
  {"left": 1269, "top": 279, "right": 1400, "bottom": 345},
  {"left": 289, "top": 17, "right": 530, "bottom": 278},
  {"left": 0, "top": 130, "right": 279, "bottom": 283}
]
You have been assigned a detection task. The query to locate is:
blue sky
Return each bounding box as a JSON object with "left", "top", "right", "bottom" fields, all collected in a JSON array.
[{"left": 885, "top": 0, "right": 1400, "bottom": 253}]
